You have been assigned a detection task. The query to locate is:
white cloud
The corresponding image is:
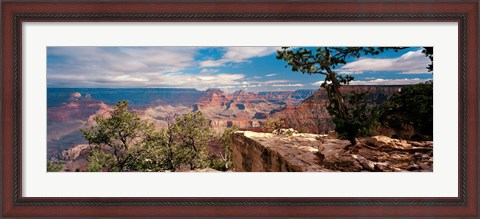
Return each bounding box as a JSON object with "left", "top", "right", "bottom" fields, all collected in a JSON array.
[
  {"left": 265, "top": 74, "right": 277, "bottom": 77},
  {"left": 48, "top": 47, "right": 199, "bottom": 87},
  {"left": 216, "top": 85, "right": 236, "bottom": 89},
  {"left": 272, "top": 84, "right": 304, "bottom": 87},
  {"left": 199, "top": 47, "right": 278, "bottom": 67},
  {"left": 223, "top": 47, "right": 277, "bottom": 61},
  {"left": 348, "top": 78, "right": 430, "bottom": 85},
  {"left": 198, "top": 60, "right": 224, "bottom": 67},
  {"left": 338, "top": 49, "right": 431, "bottom": 74},
  {"left": 261, "top": 80, "right": 291, "bottom": 85},
  {"left": 47, "top": 47, "right": 252, "bottom": 89},
  {"left": 131, "top": 73, "right": 245, "bottom": 89},
  {"left": 113, "top": 75, "right": 148, "bottom": 82}
]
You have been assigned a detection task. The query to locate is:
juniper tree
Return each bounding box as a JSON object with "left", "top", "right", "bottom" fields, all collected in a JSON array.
[
  {"left": 170, "top": 111, "right": 211, "bottom": 170},
  {"left": 277, "top": 47, "right": 403, "bottom": 145},
  {"left": 81, "top": 100, "right": 154, "bottom": 171}
]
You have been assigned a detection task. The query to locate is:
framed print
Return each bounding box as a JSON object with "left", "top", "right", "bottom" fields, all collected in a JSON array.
[{"left": 1, "top": 0, "right": 478, "bottom": 217}]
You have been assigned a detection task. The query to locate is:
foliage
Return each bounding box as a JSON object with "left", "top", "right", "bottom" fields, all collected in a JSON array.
[
  {"left": 209, "top": 126, "right": 237, "bottom": 171},
  {"left": 82, "top": 102, "right": 220, "bottom": 172},
  {"left": 329, "top": 91, "right": 380, "bottom": 143},
  {"left": 263, "top": 117, "right": 285, "bottom": 133},
  {"left": 131, "top": 129, "right": 174, "bottom": 171},
  {"left": 81, "top": 100, "right": 154, "bottom": 171},
  {"left": 170, "top": 111, "right": 211, "bottom": 170},
  {"left": 47, "top": 161, "right": 64, "bottom": 172},
  {"left": 85, "top": 147, "right": 113, "bottom": 172},
  {"left": 276, "top": 47, "right": 402, "bottom": 144},
  {"left": 379, "top": 81, "right": 433, "bottom": 140},
  {"left": 422, "top": 47, "right": 433, "bottom": 72}
]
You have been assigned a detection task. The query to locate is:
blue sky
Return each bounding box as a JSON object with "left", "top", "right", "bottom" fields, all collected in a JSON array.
[{"left": 47, "top": 47, "right": 433, "bottom": 92}]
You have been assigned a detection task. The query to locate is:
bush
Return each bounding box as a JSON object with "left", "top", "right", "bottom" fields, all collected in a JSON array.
[
  {"left": 379, "top": 81, "right": 433, "bottom": 140},
  {"left": 170, "top": 111, "right": 211, "bottom": 170},
  {"left": 263, "top": 117, "right": 285, "bottom": 133},
  {"left": 327, "top": 91, "right": 379, "bottom": 145},
  {"left": 82, "top": 101, "right": 214, "bottom": 172},
  {"left": 208, "top": 126, "right": 237, "bottom": 171},
  {"left": 47, "top": 161, "right": 64, "bottom": 172}
]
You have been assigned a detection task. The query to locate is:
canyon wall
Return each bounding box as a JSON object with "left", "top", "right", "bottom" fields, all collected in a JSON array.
[{"left": 276, "top": 85, "right": 404, "bottom": 133}]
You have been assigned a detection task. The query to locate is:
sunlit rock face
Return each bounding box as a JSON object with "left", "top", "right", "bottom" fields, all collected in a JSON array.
[
  {"left": 231, "top": 130, "right": 433, "bottom": 172},
  {"left": 231, "top": 131, "right": 329, "bottom": 172},
  {"left": 194, "top": 89, "right": 315, "bottom": 130}
]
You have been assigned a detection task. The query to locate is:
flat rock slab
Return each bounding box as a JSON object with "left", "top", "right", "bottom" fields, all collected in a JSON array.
[{"left": 232, "top": 131, "right": 433, "bottom": 172}]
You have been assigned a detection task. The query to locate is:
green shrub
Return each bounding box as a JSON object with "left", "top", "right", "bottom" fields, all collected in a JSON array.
[
  {"left": 263, "top": 117, "right": 285, "bottom": 133},
  {"left": 379, "top": 81, "right": 433, "bottom": 140}
]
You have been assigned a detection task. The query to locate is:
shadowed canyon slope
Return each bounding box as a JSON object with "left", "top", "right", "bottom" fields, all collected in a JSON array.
[{"left": 273, "top": 85, "right": 403, "bottom": 133}]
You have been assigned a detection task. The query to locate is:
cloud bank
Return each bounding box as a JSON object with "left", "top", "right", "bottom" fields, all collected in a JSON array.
[
  {"left": 339, "top": 49, "right": 431, "bottom": 74},
  {"left": 48, "top": 47, "right": 253, "bottom": 89}
]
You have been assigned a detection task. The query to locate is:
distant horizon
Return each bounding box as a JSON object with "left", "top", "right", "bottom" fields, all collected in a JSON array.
[{"left": 47, "top": 83, "right": 414, "bottom": 93}]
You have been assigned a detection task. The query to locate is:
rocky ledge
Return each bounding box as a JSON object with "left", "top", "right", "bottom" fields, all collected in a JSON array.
[{"left": 231, "top": 130, "right": 433, "bottom": 172}]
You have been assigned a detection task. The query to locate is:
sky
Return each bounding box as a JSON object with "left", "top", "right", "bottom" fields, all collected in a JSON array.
[{"left": 47, "top": 47, "right": 433, "bottom": 92}]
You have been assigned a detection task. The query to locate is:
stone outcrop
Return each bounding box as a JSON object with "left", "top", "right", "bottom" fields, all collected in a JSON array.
[
  {"left": 231, "top": 131, "right": 329, "bottom": 172},
  {"left": 231, "top": 130, "right": 433, "bottom": 172},
  {"left": 50, "top": 144, "right": 92, "bottom": 172}
]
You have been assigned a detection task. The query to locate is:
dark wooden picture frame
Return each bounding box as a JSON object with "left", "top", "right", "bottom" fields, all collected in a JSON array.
[{"left": 1, "top": 0, "right": 478, "bottom": 217}]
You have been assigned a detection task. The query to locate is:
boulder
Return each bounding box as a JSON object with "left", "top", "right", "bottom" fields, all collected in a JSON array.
[
  {"left": 352, "top": 154, "right": 375, "bottom": 171},
  {"left": 327, "top": 130, "right": 337, "bottom": 138},
  {"left": 323, "top": 154, "right": 363, "bottom": 172},
  {"left": 365, "top": 135, "right": 412, "bottom": 150},
  {"left": 272, "top": 128, "right": 298, "bottom": 136}
]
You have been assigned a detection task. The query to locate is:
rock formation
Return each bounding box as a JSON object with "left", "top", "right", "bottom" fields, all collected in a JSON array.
[
  {"left": 193, "top": 89, "right": 312, "bottom": 130},
  {"left": 231, "top": 131, "right": 328, "bottom": 172},
  {"left": 231, "top": 130, "right": 433, "bottom": 172}
]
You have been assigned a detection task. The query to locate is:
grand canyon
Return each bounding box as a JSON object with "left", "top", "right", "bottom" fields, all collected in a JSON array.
[
  {"left": 47, "top": 46, "right": 433, "bottom": 172},
  {"left": 47, "top": 85, "right": 433, "bottom": 173}
]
